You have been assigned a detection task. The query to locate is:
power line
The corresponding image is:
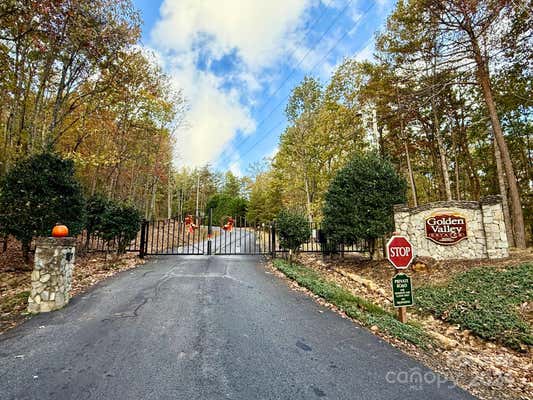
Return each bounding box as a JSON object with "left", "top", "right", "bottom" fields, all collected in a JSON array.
[
  {"left": 218, "top": 0, "right": 377, "bottom": 169},
  {"left": 215, "top": 0, "right": 356, "bottom": 166}
]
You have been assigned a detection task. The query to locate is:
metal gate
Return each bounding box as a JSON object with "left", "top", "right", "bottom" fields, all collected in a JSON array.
[
  {"left": 133, "top": 211, "right": 369, "bottom": 258},
  {"left": 137, "top": 213, "right": 275, "bottom": 257}
]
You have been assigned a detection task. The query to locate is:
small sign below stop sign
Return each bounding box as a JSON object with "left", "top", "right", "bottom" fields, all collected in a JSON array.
[{"left": 386, "top": 235, "right": 415, "bottom": 269}]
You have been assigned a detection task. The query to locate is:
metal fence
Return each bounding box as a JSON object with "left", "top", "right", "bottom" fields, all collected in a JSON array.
[{"left": 40, "top": 215, "right": 371, "bottom": 258}]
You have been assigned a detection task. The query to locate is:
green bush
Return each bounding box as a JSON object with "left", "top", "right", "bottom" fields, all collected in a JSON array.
[
  {"left": 97, "top": 201, "right": 142, "bottom": 254},
  {"left": 322, "top": 152, "right": 406, "bottom": 255},
  {"left": 86, "top": 195, "right": 111, "bottom": 236},
  {"left": 416, "top": 264, "right": 533, "bottom": 350},
  {"left": 0, "top": 153, "right": 86, "bottom": 261},
  {"left": 276, "top": 209, "right": 311, "bottom": 254}
]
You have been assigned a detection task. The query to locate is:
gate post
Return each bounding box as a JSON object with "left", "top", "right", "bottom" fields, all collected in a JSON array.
[
  {"left": 271, "top": 222, "right": 276, "bottom": 259},
  {"left": 139, "top": 219, "right": 148, "bottom": 258},
  {"left": 207, "top": 208, "right": 213, "bottom": 255}
]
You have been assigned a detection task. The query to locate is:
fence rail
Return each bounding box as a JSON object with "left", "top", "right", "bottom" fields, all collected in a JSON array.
[{"left": 19, "top": 216, "right": 371, "bottom": 258}]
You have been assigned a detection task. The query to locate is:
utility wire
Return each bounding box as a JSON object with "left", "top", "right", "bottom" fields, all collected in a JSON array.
[
  {"left": 218, "top": 0, "right": 377, "bottom": 168},
  {"left": 215, "top": 0, "right": 356, "bottom": 167}
]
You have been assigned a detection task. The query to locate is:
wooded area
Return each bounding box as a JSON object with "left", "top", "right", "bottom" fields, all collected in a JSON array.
[
  {"left": 0, "top": 0, "right": 530, "bottom": 249},
  {"left": 0, "top": 0, "right": 185, "bottom": 220},
  {"left": 248, "top": 0, "right": 531, "bottom": 248}
]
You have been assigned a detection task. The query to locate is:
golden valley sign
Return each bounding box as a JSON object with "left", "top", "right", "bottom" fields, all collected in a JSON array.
[{"left": 425, "top": 214, "right": 467, "bottom": 245}]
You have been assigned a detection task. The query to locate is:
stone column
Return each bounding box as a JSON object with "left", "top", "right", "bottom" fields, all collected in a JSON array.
[
  {"left": 481, "top": 195, "right": 509, "bottom": 259},
  {"left": 393, "top": 204, "right": 411, "bottom": 236},
  {"left": 28, "top": 237, "right": 76, "bottom": 313}
]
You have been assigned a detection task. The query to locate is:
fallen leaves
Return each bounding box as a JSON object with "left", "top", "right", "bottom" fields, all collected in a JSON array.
[
  {"left": 1, "top": 237, "right": 143, "bottom": 335},
  {"left": 288, "top": 253, "right": 533, "bottom": 400}
]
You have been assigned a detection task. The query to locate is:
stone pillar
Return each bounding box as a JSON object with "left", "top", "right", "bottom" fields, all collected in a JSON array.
[
  {"left": 481, "top": 195, "right": 509, "bottom": 259},
  {"left": 28, "top": 237, "right": 76, "bottom": 313}
]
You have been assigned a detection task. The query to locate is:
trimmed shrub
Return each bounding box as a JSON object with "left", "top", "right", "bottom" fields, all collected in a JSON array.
[
  {"left": 97, "top": 202, "right": 142, "bottom": 254},
  {"left": 323, "top": 152, "right": 406, "bottom": 256},
  {"left": 0, "top": 153, "right": 86, "bottom": 261},
  {"left": 86, "top": 195, "right": 111, "bottom": 236},
  {"left": 276, "top": 209, "right": 311, "bottom": 257}
]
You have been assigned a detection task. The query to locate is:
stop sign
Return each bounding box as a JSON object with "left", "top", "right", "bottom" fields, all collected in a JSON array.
[{"left": 386, "top": 235, "right": 414, "bottom": 269}]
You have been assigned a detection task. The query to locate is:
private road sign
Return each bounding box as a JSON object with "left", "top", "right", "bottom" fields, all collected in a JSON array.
[{"left": 391, "top": 273, "right": 414, "bottom": 307}]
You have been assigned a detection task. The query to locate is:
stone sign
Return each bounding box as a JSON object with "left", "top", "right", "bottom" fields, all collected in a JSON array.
[
  {"left": 393, "top": 196, "right": 509, "bottom": 260},
  {"left": 425, "top": 213, "right": 467, "bottom": 245}
]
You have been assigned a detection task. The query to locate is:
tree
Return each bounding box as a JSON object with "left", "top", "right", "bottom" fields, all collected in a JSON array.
[
  {"left": 378, "top": 0, "right": 529, "bottom": 247},
  {"left": 282, "top": 76, "right": 323, "bottom": 223},
  {"left": 0, "top": 1, "right": 186, "bottom": 221},
  {"left": 222, "top": 171, "right": 242, "bottom": 198},
  {"left": 0, "top": 153, "right": 86, "bottom": 261},
  {"left": 205, "top": 193, "right": 247, "bottom": 226},
  {"left": 323, "top": 153, "right": 406, "bottom": 257},
  {"left": 274, "top": 74, "right": 365, "bottom": 222},
  {"left": 98, "top": 202, "right": 141, "bottom": 254},
  {"left": 276, "top": 209, "right": 311, "bottom": 263},
  {"left": 85, "top": 195, "right": 111, "bottom": 248},
  {"left": 247, "top": 170, "right": 282, "bottom": 224}
]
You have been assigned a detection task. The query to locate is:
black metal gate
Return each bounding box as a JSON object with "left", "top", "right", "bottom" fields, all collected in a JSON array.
[
  {"left": 137, "top": 213, "right": 275, "bottom": 257},
  {"left": 79, "top": 210, "right": 369, "bottom": 258},
  {"left": 133, "top": 210, "right": 369, "bottom": 258}
]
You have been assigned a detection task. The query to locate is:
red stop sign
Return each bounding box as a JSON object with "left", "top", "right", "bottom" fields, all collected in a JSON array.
[{"left": 386, "top": 235, "right": 414, "bottom": 269}]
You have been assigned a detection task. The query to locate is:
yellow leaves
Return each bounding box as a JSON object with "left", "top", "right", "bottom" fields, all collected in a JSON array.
[{"left": 68, "top": 151, "right": 121, "bottom": 168}]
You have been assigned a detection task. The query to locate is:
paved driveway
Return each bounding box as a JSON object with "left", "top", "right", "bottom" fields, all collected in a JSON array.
[{"left": 0, "top": 256, "right": 475, "bottom": 399}]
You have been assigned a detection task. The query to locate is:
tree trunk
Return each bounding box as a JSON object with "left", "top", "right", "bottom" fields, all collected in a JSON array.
[
  {"left": 426, "top": 132, "right": 445, "bottom": 200},
  {"left": 149, "top": 178, "right": 158, "bottom": 221},
  {"left": 303, "top": 173, "right": 314, "bottom": 224},
  {"left": 472, "top": 41, "right": 526, "bottom": 248},
  {"left": 167, "top": 165, "right": 173, "bottom": 219},
  {"left": 22, "top": 240, "right": 31, "bottom": 265},
  {"left": 494, "top": 138, "right": 516, "bottom": 248},
  {"left": 456, "top": 109, "right": 480, "bottom": 199},
  {"left": 453, "top": 126, "right": 461, "bottom": 200},
  {"left": 404, "top": 141, "right": 418, "bottom": 207},
  {"left": 432, "top": 103, "right": 452, "bottom": 201},
  {"left": 398, "top": 91, "right": 418, "bottom": 206}
]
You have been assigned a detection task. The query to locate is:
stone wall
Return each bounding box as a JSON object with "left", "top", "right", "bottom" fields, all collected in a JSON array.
[
  {"left": 393, "top": 196, "right": 509, "bottom": 260},
  {"left": 28, "top": 237, "right": 76, "bottom": 313}
]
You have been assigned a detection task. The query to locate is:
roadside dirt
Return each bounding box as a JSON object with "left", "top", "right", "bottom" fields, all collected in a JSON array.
[
  {"left": 272, "top": 251, "right": 533, "bottom": 400},
  {"left": 0, "top": 237, "right": 143, "bottom": 335}
]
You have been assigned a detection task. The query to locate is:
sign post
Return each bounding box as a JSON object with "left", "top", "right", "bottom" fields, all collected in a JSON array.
[{"left": 386, "top": 235, "right": 415, "bottom": 323}]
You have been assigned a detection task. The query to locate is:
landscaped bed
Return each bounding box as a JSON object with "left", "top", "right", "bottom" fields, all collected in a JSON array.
[
  {"left": 416, "top": 263, "right": 532, "bottom": 351},
  {"left": 271, "top": 251, "right": 533, "bottom": 400},
  {"left": 273, "top": 259, "right": 432, "bottom": 348}
]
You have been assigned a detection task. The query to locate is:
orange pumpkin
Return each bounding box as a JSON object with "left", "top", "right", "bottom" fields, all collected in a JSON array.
[{"left": 51, "top": 224, "right": 69, "bottom": 237}]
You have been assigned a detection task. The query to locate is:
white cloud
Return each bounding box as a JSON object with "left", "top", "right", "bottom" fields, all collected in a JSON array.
[
  {"left": 354, "top": 40, "right": 374, "bottom": 62},
  {"left": 151, "top": 0, "right": 314, "bottom": 70},
  {"left": 149, "top": 0, "right": 365, "bottom": 169},
  {"left": 170, "top": 55, "right": 255, "bottom": 167},
  {"left": 150, "top": 1, "right": 322, "bottom": 168}
]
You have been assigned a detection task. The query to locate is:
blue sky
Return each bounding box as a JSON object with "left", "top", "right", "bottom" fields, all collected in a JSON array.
[{"left": 133, "top": 0, "right": 395, "bottom": 175}]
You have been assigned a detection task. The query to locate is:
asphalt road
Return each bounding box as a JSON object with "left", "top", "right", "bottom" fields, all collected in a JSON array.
[
  {"left": 0, "top": 256, "right": 476, "bottom": 400},
  {"left": 177, "top": 227, "right": 262, "bottom": 255}
]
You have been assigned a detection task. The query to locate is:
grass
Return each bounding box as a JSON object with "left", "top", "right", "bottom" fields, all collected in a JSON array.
[
  {"left": 273, "top": 259, "right": 432, "bottom": 348},
  {"left": 0, "top": 290, "right": 30, "bottom": 312},
  {"left": 416, "top": 263, "right": 532, "bottom": 351}
]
